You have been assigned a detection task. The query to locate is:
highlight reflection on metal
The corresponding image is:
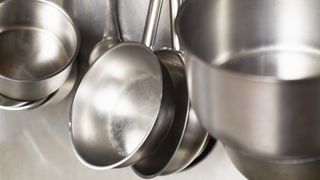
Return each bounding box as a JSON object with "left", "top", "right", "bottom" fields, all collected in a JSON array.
[
  {"left": 133, "top": 0, "right": 208, "bottom": 177},
  {"left": 0, "top": 0, "right": 245, "bottom": 179},
  {"left": 0, "top": 93, "right": 50, "bottom": 111},
  {"left": 177, "top": 0, "right": 320, "bottom": 179},
  {"left": 0, "top": 0, "right": 79, "bottom": 101},
  {"left": 0, "top": 63, "right": 77, "bottom": 111},
  {"left": 71, "top": 0, "right": 176, "bottom": 169}
]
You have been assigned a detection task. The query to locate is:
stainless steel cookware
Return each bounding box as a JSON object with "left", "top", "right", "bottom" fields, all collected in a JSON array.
[
  {"left": 0, "top": 0, "right": 79, "bottom": 101},
  {"left": 133, "top": 107, "right": 209, "bottom": 178},
  {"left": 133, "top": 0, "right": 208, "bottom": 177},
  {"left": 177, "top": 0, "right": 320, "bottom": 179},
  {"left": 41, "top": 63, "right": 78, "bottom": 106},
  {"left": 71, "top": 0, "right": 175, "bottom": 169},
  {"left": 0, "top": 92, "right": 52, "bottom": 111},
  {"left": 0, "top": 63, "right": 78, "bottom": 110}
]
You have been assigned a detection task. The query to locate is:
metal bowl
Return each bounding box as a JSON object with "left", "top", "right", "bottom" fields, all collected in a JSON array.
[{"left": 0, "top": 0, "right": 80, "bottom": 100}]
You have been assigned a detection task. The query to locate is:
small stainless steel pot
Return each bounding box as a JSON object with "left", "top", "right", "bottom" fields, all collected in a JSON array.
[{"left": 0, "top": 0, "right": 79, "bottom": 101}]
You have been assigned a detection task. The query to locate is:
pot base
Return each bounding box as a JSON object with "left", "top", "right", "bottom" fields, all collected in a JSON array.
[{"left": 225, "top": 146, "right": 320, "bottom": 180}]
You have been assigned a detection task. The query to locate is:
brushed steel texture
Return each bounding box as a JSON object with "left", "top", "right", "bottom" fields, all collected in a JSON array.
[
  {"left": 71, "top": 0, "right": 176, "bottom": 169},
  {"left": 0, "top": 0, "right": 246, "bottom": 179},
  {"left": 177, "top": 0, "right": 320, "bottom": 179},
  {"left": 0, "top": 0, "right": 79, "bottom": 100}
]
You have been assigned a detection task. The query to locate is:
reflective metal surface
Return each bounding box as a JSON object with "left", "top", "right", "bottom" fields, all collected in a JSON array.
[
  {"left": 226, "top": 147, "right": 320, "bottom": 180},
  {"left": 0, "top": 93, "right": 51, "bottom": 111},
  {"left": 133, "top": 0, "right": 208, "bottom": 176},
  {"left": 71, "top": 0, "right": 176, "bottom": 169},
  {"left": 160, "top": 109, "right": 209, "bottom": 175},
  {"left": 72, "top": 43, "right": 174, "bottom": 169},
  {"left": 41, "top": 62, "right": 78, "bottom": 106},
  {"left": 177, "top": 0, "right": 320, "bottom": 179},
  {"left": 88, "top": 0, "right": 121, "bottom": 65},
  {"left": 0, "top": 0, "right": 246, "bottom": 179},
  {"left": 0, "top": 0, "right": 79, "bottom": 100},
  {"left": 0, "top": 62, "right": 77, "bottom": 111},
  {"left": 142, "top": 0, "right": 164, "bottom": 49}
]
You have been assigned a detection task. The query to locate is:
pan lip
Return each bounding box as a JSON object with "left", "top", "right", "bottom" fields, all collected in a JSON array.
[
  {"left": 131, "top": 50, "right": 197, "bottom": 178},
  {"left": 132, "top": 102, "right": 190, "bottom": 178},
  {"left": 0, "top": 91, "right": 55, "bottom": 111},
  {"left": 175, "top": 0, "right": 320, "bottom": 84},
  {"left": 70, "top": 42, "right": 165, "bottom": 169},
  {"left": 132, "top": 103, "right": 209, "bottom": 177},
  {"left": 0, "top": 0, "right": 80, "bottom": 83},
  {"left": 39, "top": 62, "right": 78, "bottom": 107},
  {"left": 161, "top": 110, "right": 210, "bottom": 175}
]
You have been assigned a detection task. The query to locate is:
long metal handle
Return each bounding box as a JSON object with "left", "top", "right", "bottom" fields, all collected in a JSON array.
[
  {"left": 170, "top": 0, "right": 181, "bottom": 52},
  {"left": 142, "top": 0, "right": 164, "bottom": 49},
  {"left": 103, "top": 0, "right": 121, "bottom": 42}
]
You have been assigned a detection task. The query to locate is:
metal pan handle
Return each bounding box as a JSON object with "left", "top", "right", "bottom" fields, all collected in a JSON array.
[
  {"left": 103, "top": 0, "right": 121, "bottom": 42},
  {"left": 142, "top": 0, "right": 164, "bottom": 49},
  {"left": 170, "top": 0, "right": 181, "bottom": 52}
]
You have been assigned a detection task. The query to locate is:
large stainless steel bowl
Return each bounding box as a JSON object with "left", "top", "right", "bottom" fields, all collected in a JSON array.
[
  {"left": 0, "top": 0, "right": 79, "bottom": 100},
  {"left": 177, "top": 0, "right": 320, "bottom": 179}
]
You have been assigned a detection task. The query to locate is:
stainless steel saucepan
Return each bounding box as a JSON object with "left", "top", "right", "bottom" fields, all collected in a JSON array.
[
  {"left": 71, "top": 0, "right": 175, "bottom": 169},
  {"left": 133, "top": 0, "right": 209, "bottom": 177},
  {"left": 0, "top": 0, "right": 79, "bottom": 101},
  {"left": 177, "top": 0, "right": 320, "bottom": 179},
  {"left": 0, "top": 62, "right": 78, "bottom": 110}
]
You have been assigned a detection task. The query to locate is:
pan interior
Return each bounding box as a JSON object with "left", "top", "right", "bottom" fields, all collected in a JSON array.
[
  {"left": 0, "top": 0, "right": 78, "bottom": 81},
  {"left": 72, "top": 43, "right": 163, "bottom": 167},
  {"left": 0, "top": 28, "right": 68, "bottom": 80}
]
